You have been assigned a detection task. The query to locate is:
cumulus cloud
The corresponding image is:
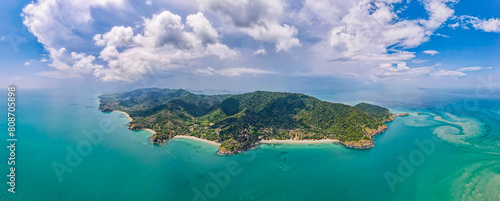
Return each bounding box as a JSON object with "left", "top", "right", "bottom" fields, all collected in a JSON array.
[
  {"left": 93, "top": 26, "right": 135, "bottom": 47},
  {"left": 303, "top": 0, "right": 461, "bottom": 80},
  {"left": 423, "top": 50, "right": 439, "bottom": 56},
  {"left": 21, "top": 0, "right": 496, "bottom": 84},
  {"left": 94, "top": 10, "right": 238, "bottom": 81},
  {"left": 468, "top": 17, "right": 500, "bottom": 33},
  {"left": 292, "top": 0, "right": 354, "bottom": 26},
  {"left": 37, "top": 47, "right": 103, "bottom": 79},
  {"left": 186, "top": 12, "right": 220, "bottom": 45},
  {"left": 310, "top": 0, "right": 432, "bottom": 65},
  {"left": 253, "top": 48, "right": 266, "bottom": 55},
  {"left": 22, "top": 0, "right": 125, "bottom": 49},
  {"left": 197, "top": 0, "right": 301, "bottom": 52},
  {"left": 197, "top": 67, "right": 274, "bottom": 76},
  {"left": 22, "top": 0, "right": 125, "bottom": 79},
  {"left": 22, "top": 0, "right": 238, "bottom": 81},
  {"left": 375, "top": 62, "right": 433, "bottom": 78},
  {"left": 420, "top": 0, "right": 456, "bottom": 30}
]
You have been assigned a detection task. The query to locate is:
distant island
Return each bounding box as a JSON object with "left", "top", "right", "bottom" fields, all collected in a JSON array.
[{"left": 99, "top": 88, "right": 406, "bottom": 154}]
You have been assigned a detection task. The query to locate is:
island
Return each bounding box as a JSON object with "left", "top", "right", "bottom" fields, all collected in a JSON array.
[{"left": 98, "top": 88, "right": 406, "bottom": 154}]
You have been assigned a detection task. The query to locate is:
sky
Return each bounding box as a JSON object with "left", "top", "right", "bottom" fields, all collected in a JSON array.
[{"left": 0, "top": 0, "right": 499, "bottom": 92}]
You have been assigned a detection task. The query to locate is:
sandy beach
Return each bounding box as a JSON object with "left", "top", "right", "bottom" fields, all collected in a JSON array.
[
  {"left": 174, "top": 135, "right": 221, "bottom": 146},
  {"left": 260, "top": 139, "right": 339, "bottom": 144},
  {"left": 116, "top": 110, "right": 133, "bottom": 122},
  {"left": 115, "top": 111, "right": 159, "bottom": 135},
  {"left": 113, "top": 110, "right": 337, "bottom": 146}
]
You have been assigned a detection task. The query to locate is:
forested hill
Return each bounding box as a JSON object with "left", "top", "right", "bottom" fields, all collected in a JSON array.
[{"left": 99, "top": 88, "right": 396, "bottom": 154}]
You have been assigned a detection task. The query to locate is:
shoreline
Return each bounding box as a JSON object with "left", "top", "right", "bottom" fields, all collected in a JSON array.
[
  {"left": 105, "top": 109, "right": 408, "bottom": 152},
  {"left": 260, "top": 139, "right": 339, "bottom": 144},
  {"left": 114, "top": 110, "right": 156, "bottom": 135},
  {"left": 116, "top": 110, "right": 133, "bottom": 122},
  {"left": 174, "top": 135, "right": 220, "bottom": 146}
]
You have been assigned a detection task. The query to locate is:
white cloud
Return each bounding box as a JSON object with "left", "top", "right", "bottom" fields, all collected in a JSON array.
[
  {"left": 411, "top": 59, "right": 428, "bottom": 63},
  {"left": 23, "top": 60, "right": 35, "bottom": 65},
  {"left": 420, "top": 0, "right": 456, "bottom": 30},
  {"left": 302, "top": 0, "right": 461, "bottom": 81},
  {"left": 37, "top": 47, "right": 103, "bottom": 79},
  {"left": 253, "top": 48, "right": 266, "bottom": 55},
  {"left": 20, "top": 0, "right": 496, "bottom": 85},
  {"left": 197, "top": 0, "right": 301, "bottom": 52},
  {"left": 430, "top": 66, "right": 492, "bottom": 77},
  {"left": 469, "top": 17, "right": 500, "bottom": 33},
  {"left": 376, "top": 63, "right": 493, "bottom": 79},
  {"left": 423, "top": 50, "right": 439, "bottom": 56},
  {"left": 22, "top": 5, "right": 238, "bottom": 81},
  {"left": 94, "top": 26, "right": 135, "bottom": 47},
  {"left": 311, "top": 1, "right": 434, "bottom": 63},
  {"left": 293, "top": 0, "right": 354, "bottom": 26},
  {"left": 435, "top": 33, "right": 449, "bottom": 38},
  {"left": 457, "top": 66, "right": 493, "bottom": 71},
  {"left": 242, "top": 22, "right": 300, "bottom": 52},
  {"left": 205, "top": 43, "right": 239, "bottom": 59},
  {"left": 94, "top": 10, "right": 238, "bottom": 81},
  {"left": 375, "top": 62, "right": 433, "bottom": 78},
  {"left": 22, "top": 0, "right": 126, "bottom": 49},
  {"left": 197, "top": 67, "right": 274, "bottom": 76},
  {"left": 140, "top": 11, "right": 195, "bottom": 48},
  {"left": 22, "top": 0, "right": 125, "bottom": 79},
  {"left": 373, "top": 62, "right": 492, "bottom": 80},
  {"left": 186, "top": 12, "right": 220, "bottom": 45},
  {"left": 453, "top": 16, "right": 500, "bottom": 33},
  {"left": 449, "top": 22, "right": 460, "bottom": 29},
  {"left": 197, "top": 67, "right": 216, "bottom": 75},
  {"left": 430, "top": 69, "right": 466, "bottom": 77}
]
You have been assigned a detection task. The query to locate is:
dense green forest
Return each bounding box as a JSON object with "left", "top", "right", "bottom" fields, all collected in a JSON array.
[
  {"left": 354, "top": 103, "right": 394, "bottom": 122},
  {"left": 99, "top": 88, "right": 395, "bottom": 154}
]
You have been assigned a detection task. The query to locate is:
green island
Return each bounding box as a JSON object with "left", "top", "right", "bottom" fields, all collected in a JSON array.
[{"left": 98, "top": 88, "right": 405, "bottom": 154}]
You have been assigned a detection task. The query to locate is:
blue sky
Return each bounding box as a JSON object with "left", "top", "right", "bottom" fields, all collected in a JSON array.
[{"left": 1, "top": 0, "right": 499, "bottom": 91}]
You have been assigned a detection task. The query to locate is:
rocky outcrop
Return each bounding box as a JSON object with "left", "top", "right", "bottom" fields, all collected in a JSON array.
[
  {"left": 393, "top": 113, "right": 409, "bottom": 117},
  {"left": 339, "top": 140, "right": 374, "bottom": 149},
  {"left": 365, "top": 125, "right": 389, "bottom": 138},
  {"left": 340, "top": 123, "right": 390, "bottom": 149}
]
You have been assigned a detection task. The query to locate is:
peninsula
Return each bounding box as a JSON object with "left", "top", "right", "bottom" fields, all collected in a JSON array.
[{"left": 99, "top": 88, "right": 404, "bottom": 154}]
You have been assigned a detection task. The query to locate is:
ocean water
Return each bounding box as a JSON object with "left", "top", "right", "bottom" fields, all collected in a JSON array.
[{"left": 1, "top": 89, "right": 499, "bottom": 201}]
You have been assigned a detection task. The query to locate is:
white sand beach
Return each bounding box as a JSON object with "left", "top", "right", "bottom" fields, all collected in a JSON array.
[
  {"left": 116, "top": 110, "right": 133, "bottom": 122},
  {"left": 260, "top": 139, "right": 339, "bottom": 144},
  {"left": 174, "top": 135, "right": 221, "bottom": 146}
]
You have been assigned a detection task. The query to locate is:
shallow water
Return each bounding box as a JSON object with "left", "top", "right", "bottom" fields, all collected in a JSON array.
[{"left": 1, "top": 89, "right": 498, "bottom": 201}]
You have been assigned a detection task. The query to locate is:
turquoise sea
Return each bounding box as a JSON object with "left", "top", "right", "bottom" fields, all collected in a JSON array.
[{"left": 1, "top": 88, "right": 499, "bottom": 201}]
